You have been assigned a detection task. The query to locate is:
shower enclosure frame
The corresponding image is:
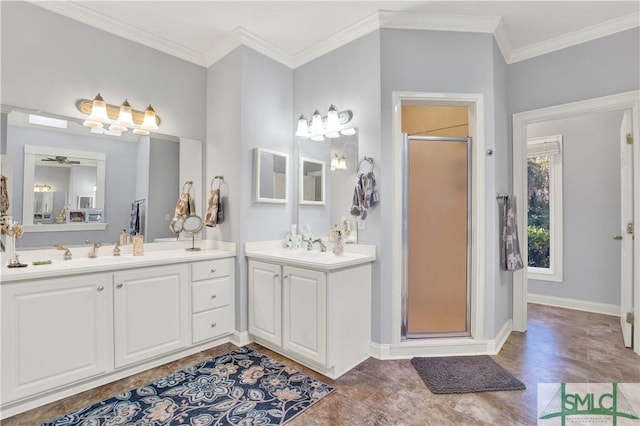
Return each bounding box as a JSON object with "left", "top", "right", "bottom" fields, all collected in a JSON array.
[{"left": 401, "top": 134, "right": 473, "bottom": 340}]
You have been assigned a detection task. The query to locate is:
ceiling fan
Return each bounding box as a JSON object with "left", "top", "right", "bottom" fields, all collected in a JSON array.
[{"left": 41, "top": 156, "right": 81, "bottom": 165}]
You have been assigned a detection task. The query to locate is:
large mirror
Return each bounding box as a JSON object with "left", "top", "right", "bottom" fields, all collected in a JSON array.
[
  {"left": 2, "top": 107, "right": 201, "bottom": 248},
  {"left": 254, "top": 147, "right": 288, "bottom": 203},
  {"left": 297, "top": 130, "right": 358, "bottom": 241},
  {"left": 299, "top": 157, "right": 325, "bottom": 205}
]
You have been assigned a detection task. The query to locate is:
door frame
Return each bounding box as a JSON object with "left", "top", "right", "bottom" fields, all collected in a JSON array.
[
  {"left": 391, "top": 91, "right": 486, "bottom": 347},
  {"left": 512, "top": 90, "right": 640, "bottom": 355}
]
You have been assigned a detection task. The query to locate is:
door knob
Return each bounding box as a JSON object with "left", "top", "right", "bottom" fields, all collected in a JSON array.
[
  {"left": 613, "top": 235, "right": 623, "bottom": 240},
  {"left": 97, "top": 285, "right": 104, "bottom": 292}
]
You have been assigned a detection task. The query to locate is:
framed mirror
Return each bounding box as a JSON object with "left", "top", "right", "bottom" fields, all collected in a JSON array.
[
  {"left": 299, "top": 157, "right": 325, "bottom": 205},
  {"left": 23, "top": 144, "right": 106, "bottom": 232},
  {"left": 254, "top": 147, "right": 288, "bottom": 203},
  {"left": 3, "top": 106, "right": 202, "bottom": 248}
]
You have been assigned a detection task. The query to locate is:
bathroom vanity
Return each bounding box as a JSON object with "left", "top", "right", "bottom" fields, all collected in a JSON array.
[
  {"left": 0, "top": 241, "right": 235, "bottom": 419},
  {"left": 245, "top": 241, "right": 375, "bottom": 379}
]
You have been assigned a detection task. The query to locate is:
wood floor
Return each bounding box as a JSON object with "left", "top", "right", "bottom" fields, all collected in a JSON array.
[{"left": 3, "top": 303, "right": 639, "bottom": 425}]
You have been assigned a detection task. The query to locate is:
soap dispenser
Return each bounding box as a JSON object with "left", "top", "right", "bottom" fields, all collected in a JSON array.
[{"left": 333, "top": 230, "right": 344, "bottom": 256}]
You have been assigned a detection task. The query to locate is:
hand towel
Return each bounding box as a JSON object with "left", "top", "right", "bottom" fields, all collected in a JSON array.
[
  {"left": 350, "top": 170, "right": 379, "bottom": 220},
  {"left": 205, "top": 188, "right": 223, "bottom": 227},
  {"left": 500, "top": 195, "right": 525, "bottom": 271}
]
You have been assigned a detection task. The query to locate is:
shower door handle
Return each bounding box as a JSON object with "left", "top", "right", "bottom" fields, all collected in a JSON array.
[{"left": 613, "top": 235, "right": 623, "bottom": 240}]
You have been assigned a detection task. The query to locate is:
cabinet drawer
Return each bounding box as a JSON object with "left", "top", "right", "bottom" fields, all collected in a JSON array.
[
  {"left": 192, "top": 258, "right": 233, "bottom": 282},
  {"left": 192, "top": 307, "right": 233, "bottom": 344},
  {"left": 192, "top": 277, "right": 232, "bottom": 314}
]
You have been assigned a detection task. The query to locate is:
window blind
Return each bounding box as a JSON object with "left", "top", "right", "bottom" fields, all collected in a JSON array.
[{"left": 527, "top": 135, "right": 561, "bottom": 158}]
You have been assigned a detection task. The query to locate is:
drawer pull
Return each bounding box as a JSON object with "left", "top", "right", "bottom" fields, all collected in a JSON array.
[
  {"left": 211, "top": 322, "right": 217, "bottom": 328},
  {"left": 211, "top": 294, "right": 217, "bottom": 299},
  {"left": 97, "top": 285, "right": 104, "bottom": 292},
  {"left": 274, "top": 273, "right": 279, "bottom": 279},
  {"left": 116, "top": 283, "right": 124, "bottom": 289},
  {"left": 283, "top": 275, "right": 289, "bottom": 279},
  {"left": 210, "top": 268, "right": 217, "bottom": 273}
]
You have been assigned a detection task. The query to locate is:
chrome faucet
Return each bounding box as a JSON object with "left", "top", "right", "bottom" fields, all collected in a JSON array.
[
  {"left": 113, "top": 242, "right": 121, "bottom": 257},
  {"left": 54, "top": 245, "right": 72, "bottom": 260},
  {"left": 88, "top": 242, "right": 101, "bottom": 258},
  {"left": 307, "top": 238, "right": 326, "bottom": 252}
]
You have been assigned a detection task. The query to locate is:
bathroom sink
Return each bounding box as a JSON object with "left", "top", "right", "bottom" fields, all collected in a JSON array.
[{"left": 245, "top": 247, "right": 375, "bottom": 270}]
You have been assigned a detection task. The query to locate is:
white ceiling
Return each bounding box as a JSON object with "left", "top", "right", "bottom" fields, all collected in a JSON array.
[{"left": 32, "top": 1, "right": 640, "bottom": 67}]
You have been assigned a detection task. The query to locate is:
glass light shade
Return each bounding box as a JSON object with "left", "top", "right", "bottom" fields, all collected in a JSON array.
[
  {"left": 326, "top": 104, "right": 340, "bottom": 131},
  {"left": 83, "top": 119, "right": 103, "bottom": 128},
  {"left": 117, "top": 100, "right": 134, "bottom": 127},
  {"left": 330, "top": 154, "right": 340, "bottom": 171},
  {"left": 88, "top": 93, "right": 109, "bottom": 122},
  {"left": 310, "top": 109, "right": 323, "bottom": 134},
  {"left": 310, "top": 134, "right": 325, "bottom": 142},
  {"left": 109, "top": 123, "right": 128, "bottom": 132},
  {"left": 338, "top": 156, "right": 347, "bottom": 170},
  {"left": 295, "top": 114, "right": 309, "bottom": 137},
  {"left": 340, "top": 127, "right": 356, "bottom": 136},
  {"left": 133, "top": 128, "right": 150, "bottom": 136},
  {"left": 325, "top": 131, "right": 340, "bottom": 139},
  {"left": 142, "top": 105, "right": 158, "bottom": 130}
]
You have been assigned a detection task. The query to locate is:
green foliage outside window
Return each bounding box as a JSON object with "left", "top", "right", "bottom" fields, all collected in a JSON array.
[{"left": 528, "top": 156, "right": 550, "bottom": 268}]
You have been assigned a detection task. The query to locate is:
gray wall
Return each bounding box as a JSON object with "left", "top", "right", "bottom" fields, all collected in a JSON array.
[
  {"left": 508, "top": 28, "right": 640, "bottom": 114},
  {"left": 528, "top": 110, "right": 624, "bottom": 306},
  {"left": 380, "top": 29, "right": 510, "bottom": 340},
  {"left": 294, "top": 31, "right": 383, "bottom": 340},
  {"left": 207, "top": 46, "right": 293, "bottom": 332},
  {"left": 0, "top": 1, "right": 206, "bottom": 141}
]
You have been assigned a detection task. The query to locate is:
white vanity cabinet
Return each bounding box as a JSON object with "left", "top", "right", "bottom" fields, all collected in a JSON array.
[
  {"left": 113, "top": 265, "right": 189, "bottom": 368},
  {"left": 248, "top": 260, "right": 282, "bottom": 346},
  {"left": 1, "top": 274, "right": 112, "bottom": 403},
  {"left": 247, "top": 256, "right": 372, "bottom": 379},
  {"left": 191, "top": 258, "right": 235, "bottom": 344},
  {"left": 0, "top": 246, "right": 236, "bottom": 419}
]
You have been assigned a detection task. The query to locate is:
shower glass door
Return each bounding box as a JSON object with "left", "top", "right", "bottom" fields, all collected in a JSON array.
[{"left": 402, "top": 134, "right": 471, "bottom": 339}]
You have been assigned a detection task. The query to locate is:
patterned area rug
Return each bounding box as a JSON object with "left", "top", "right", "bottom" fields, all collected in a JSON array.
[
  {"left": 41, "top": 346, "right": 334, "bottom": 425},
  {"left": 411, "top": 355, "right": 526, "bottom": 394}
]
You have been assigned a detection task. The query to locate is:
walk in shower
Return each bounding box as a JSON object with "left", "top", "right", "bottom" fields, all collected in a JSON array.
[{"left": 401, "top": 134, "right": 472, "bottom": 339}]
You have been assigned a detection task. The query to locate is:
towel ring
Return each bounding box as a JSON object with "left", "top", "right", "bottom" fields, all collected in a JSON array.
[
  {"left": 182, "top": 181, "right": 193, "bottom": 193},
  {"left": 210, "top": 175, "right": 224, "bottom": 190},
  {"left": 357, "top": 156, "right": 374, "bottom": 173}
]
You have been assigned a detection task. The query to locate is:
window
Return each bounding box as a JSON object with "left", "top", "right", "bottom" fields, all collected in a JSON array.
[{"left": 527, "top": 135, "right": 563, "bottom": 282}]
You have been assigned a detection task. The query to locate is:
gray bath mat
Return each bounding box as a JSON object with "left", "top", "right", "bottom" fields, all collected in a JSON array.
[{"left": 411, "top": 355, "right": 526, "bottom": 394}]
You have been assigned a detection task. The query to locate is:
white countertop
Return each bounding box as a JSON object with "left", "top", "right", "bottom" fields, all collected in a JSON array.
[
  {"left": 244, "top": 240, "right": 376, "bottom": 271},
  {"left": 1, "top": 240, "right": 236, "bottom": 283}
]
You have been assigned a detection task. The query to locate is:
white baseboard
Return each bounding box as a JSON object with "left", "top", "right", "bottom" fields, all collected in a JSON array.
[
  {"left": 491, "top": 319, "right": 513, "bottom": 354},
  {"left": 230, "top": 330, "right": 253, "bottom": 347},
  {"left": 528, "top": 293, "right": 620, "bottom": 316},
  {"left": 368, "top": 320, "right": 513, "bottom": 359}
]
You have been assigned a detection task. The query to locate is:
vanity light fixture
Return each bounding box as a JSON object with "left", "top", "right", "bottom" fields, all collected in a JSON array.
[
  {"left": 330, "top": 153, "right": 347, "bottom": 171},
  {"left": 33, "top": 184, "right": 52, "bottom": 192},
  {"left": 295, "top": 105, "right": 353, "bottom": 140},
  {"left": 77, "top": 94, "right": 161, "bottom": 135}
]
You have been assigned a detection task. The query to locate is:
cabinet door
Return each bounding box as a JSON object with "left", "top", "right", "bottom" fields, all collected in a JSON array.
[
  {"left": 113, "top": 265, "right": 188, "bottom": 368},
  {"left": 1, "top": 274, "right": 112, "bottom": 403},
  {"left": 282, "top": 266, "right": 326, "bottom": 365},
  {"left": 248, "top": 260, "right": 282, "bottom": 346}
]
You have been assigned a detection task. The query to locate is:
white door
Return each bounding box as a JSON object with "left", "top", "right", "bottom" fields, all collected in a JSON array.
[
  {"left": 619, "top": 110, "right": 634, "bottom": 347},
  {"left": 113, "top": 265, "right": 189, "bottom": 368},
  {"left": 1, "top": 274, "right": 112, "bottom": 403},
  {"left": 248, "top": 260, "right": 282, "bottom": 346},
  {"left": 282, "top": 266, "right": 326, "bottom": 365}
]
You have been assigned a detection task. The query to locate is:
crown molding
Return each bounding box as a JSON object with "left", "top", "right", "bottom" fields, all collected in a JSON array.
[
  {"left": 508, "top": 12, "right": 640, "bottom": 64},
  {"left": 378, "top": 10, "right": 501, "bottom": 34},
  {"left": 492, "top": 18, "right": 513, "bottom": 64},
  {"left": 28, "top": 1, "right": 206, "bottom": 67},
  {"left": 292, "top": 11, "right": 381, "bottom": 69},
  {"left": 203, "top": 27, "right": 294, "bottom": 68}
]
